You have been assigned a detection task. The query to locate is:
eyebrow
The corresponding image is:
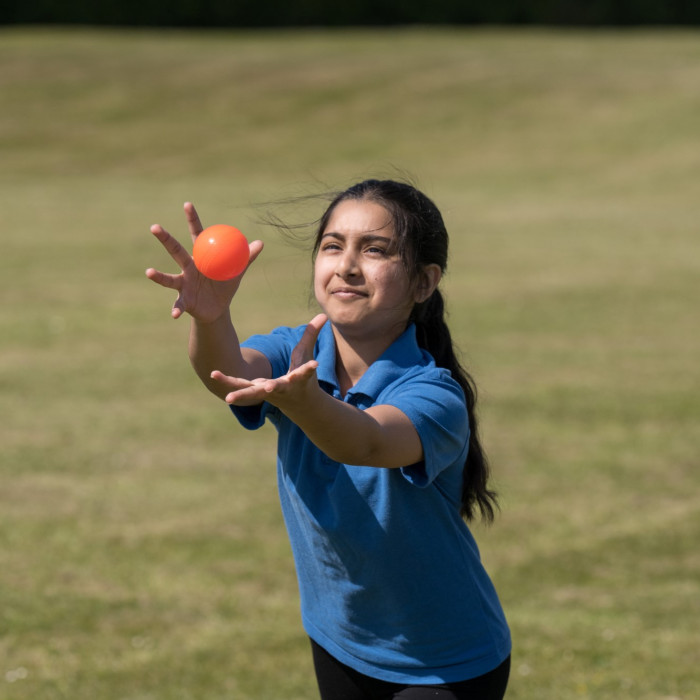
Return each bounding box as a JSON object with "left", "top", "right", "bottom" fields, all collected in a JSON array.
[{"left": 320, "top": 231, "right": 394, "bottom": 245}]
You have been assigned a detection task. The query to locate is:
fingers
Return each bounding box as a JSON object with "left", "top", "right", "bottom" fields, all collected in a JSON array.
[
  {"left": 298, "top": 313, "right": 328, "bottom": 352},
  {"left": 184, "top": 202, "right": 204, "bottom": 243},
  {"left": 212, "top": 360, "right": 319, "bottom": 405},
  {"left": 171, "top": 297, "right": 186, "bottom": 320},
  {"left": 247, "top": 239, "right": 265, "bottom": 268},
  {"left": 307, "top": 313, "right": 329, "bottom": 334},
  {"left": 152, "top": 204, "right": 265, "bottom": 279},
  {"left": 149, "top": 224, "right": 192, "bottom": 270},
  {"left": 250, "top": 360, "right": 318, "bottom": 401},
  {"left": 145, "top": 228, "right": 188, "bottom": 318},
  {"left": 211, "top": 371, "right": 270, "bottom": 405},
  {"left": 147, "top": 206, "right": 264, "bottom": 324},
  {"left": 145, "top": 266, "right": 180, "bottom": 290},
  {"left": 183, "top": 200, "right": 266, "bottom": 276},
  {"left": 284, "top": 359, "right": 319, "bottom": 380},
  {"left": 210, "top": 370, "right": 244, "bottom": 386},
  {"left": 144, "top": 266, "right": 186, "bottom": 319},
  {"left": 290, "top": 314, "right": 328, "bottom": 370}
]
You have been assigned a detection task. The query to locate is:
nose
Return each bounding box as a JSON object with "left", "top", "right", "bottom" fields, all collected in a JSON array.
[{"left": 335, "top": 249, "right": 360, "bottom": 279}]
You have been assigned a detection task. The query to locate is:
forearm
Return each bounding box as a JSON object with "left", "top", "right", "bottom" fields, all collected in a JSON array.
[
  {"left": 209, "top": 313, "right": 421, "bottom": 464},
  {"left": 282, "top": 390, "right": 379, "bottom": 464},
  {"left": 279, "top": 388, "right": 421, "bottom": 468},
  {"left": 189, "top": 311, "right": 263, "bottom": 399}
]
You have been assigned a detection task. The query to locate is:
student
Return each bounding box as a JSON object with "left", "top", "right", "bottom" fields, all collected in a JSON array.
[{"left": 147, "top": 179, "right": 511, "bottom": 700}]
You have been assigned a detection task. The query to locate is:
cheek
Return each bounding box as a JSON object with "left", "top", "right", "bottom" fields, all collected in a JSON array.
[
  {"left": 313, "top": 261, "right": 328, "bottom": 295},
  {"left": 379, "top": 262, "right": 410, "bottom": 288},
  {"left": 375, "top": 267, "right": 412, "bottom": 303}
]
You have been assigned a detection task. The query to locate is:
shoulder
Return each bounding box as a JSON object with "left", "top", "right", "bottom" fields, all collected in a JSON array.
[
  {"left": 375, "top": 344, "right": 466, "bottom": 405},
  {"left": 242, "top": 324, "right": 306, "bottom": 347},
  {"left": 382, "top": 363, "right": 467, "bottom": 420}
]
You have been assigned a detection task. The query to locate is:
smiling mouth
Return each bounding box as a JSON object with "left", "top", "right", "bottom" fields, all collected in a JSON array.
[{"left": 331, "top": 288, "right": 368, "bottom": 298}]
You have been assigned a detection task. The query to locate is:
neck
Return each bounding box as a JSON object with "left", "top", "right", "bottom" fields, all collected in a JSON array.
[{"left": 330, "top": 322, "right": 405, "bottom": 395}]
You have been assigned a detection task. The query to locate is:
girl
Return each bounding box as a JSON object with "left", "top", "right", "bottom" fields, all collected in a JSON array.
[{"left": 146, "top": 179, "right": 511, "bottom": 700}]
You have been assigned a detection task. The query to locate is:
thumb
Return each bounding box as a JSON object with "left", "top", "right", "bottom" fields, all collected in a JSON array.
[{"left": 290, "top": 314, "right": 327, "bottom": 369}]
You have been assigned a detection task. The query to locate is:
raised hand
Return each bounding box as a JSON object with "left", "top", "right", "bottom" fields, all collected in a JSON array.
[{"left": 146, "top": 202, "right": 263, "bottom": 323}]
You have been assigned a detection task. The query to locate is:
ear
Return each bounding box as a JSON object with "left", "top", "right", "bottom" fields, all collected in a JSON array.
[{"left": 414, "top": 264, "right": 442, "bottom": 304}]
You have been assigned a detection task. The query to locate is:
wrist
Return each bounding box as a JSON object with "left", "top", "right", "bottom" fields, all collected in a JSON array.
[{"left": 191, "top": 308, "right": 232, "bottom": 329}]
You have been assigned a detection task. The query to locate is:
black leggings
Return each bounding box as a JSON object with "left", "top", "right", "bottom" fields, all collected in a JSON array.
[{"left": 310, "top": 639, "right": 510, "bottom": 700}]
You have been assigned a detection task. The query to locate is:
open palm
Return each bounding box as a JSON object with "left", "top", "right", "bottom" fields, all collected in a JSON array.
[
  {"left": 146, "top": 202, "right": 263, "bottom": 323},
  {"left": 212, "top": 314, "right": 328, "bottom": 408}
]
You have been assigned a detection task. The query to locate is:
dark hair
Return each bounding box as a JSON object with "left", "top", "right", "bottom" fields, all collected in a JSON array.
[{"left": 315, "top": 179, "right": 498, "bottom": 523}]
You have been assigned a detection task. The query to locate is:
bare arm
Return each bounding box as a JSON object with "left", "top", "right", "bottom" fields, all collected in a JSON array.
[
  {"left": 189, "top": 312, "right": 270, "bottom": 399},
  {"left": 212, "top": 315, "right": 424, "bottom": 467},
  {"left": 146, "top": 202, "right": 270, "bottom": 400},
  {"left": 283, "top": 389, "right": 424, "bottom": 468}
]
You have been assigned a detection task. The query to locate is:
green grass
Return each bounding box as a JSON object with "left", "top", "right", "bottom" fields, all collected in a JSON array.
[{"left": 1, "top": 26, "right": 699, "bottom": 699}]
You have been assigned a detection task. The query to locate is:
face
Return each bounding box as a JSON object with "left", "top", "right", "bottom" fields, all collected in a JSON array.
[{"left": 314, "top": 199, "right": 416, "bottom": 345}]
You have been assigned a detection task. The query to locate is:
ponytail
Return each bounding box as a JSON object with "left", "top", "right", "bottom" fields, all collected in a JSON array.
[{"left": 412, "top": 291, "right": 498, "bottom": 523}]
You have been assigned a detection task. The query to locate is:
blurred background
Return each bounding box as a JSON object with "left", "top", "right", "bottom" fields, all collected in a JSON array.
[{"left": 1, "top": 4, "right": 698, "bottom": 699}]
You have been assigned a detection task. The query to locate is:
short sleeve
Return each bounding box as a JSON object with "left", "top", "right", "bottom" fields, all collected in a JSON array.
[
  {"left": 240, "top": 326, "right": 299, "bottom": 379},
  {"left": 385, "top": 372, "right": 470, "bottom": 487}
]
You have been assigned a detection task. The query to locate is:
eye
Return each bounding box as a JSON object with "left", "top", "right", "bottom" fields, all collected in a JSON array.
[{"left": 365, "top": 245, "right": 387, "bottom": 256}]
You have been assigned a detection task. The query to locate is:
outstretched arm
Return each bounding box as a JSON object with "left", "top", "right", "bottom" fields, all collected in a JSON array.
[
  {"left": 212, "top": 315, "right": 424, "bottom": 468},
  {"left": 146, "top": 202, "right": 270, "bottom": 399}
]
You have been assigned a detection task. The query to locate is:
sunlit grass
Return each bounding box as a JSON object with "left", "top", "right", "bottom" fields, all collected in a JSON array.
[{"left": 1, "top": 26, "right": 698, "bottom": 699}]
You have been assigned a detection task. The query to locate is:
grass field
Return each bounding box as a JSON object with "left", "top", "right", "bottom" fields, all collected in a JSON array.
[{"left": 1, "top": 26, "right": 698, "bottom": 699}]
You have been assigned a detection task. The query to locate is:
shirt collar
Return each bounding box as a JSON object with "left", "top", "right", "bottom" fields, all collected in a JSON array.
[{"left": 315, "top": 321, "right": 427, "bottom": 401}]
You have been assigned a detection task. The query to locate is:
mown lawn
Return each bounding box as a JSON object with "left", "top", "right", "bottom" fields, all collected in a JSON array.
[{"left": 1, "top": 27, "right": 698, "bottom": 699}]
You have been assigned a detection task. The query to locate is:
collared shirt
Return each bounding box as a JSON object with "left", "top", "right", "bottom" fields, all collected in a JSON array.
[{"left": 232, "top": 321, "right": 511, "bottom": 683}]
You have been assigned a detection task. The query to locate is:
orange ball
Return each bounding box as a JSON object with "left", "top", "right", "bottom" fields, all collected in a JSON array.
[{"left": 192, "top": 225, "right": 249, "bottom": 281}]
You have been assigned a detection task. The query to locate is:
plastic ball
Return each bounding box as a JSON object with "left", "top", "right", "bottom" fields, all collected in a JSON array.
[{"left": 192, "top": 225, "right": 249, "bottom": 281}]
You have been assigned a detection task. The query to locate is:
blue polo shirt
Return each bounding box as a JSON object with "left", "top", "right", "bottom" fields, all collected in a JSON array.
[{"left": 231, "top": 321, "right": 511, "bottom": 683}]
